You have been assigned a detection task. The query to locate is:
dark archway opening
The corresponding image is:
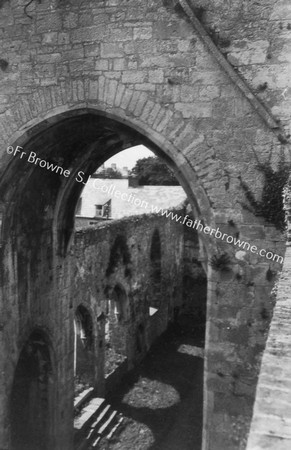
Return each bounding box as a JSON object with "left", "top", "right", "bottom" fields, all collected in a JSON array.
[
  {"left": 105, "top": 235, "right": 132, "bottom": 278},
  {"left": 10, "top": 331, "right": 53, "bottom": 450},
  {"left": 74, "top": 305, "right": 95, "bottom": 392}
]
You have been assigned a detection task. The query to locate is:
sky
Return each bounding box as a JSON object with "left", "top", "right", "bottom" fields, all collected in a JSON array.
[{"left": 104, "top": 145, "right": 154, "bottom": 170}]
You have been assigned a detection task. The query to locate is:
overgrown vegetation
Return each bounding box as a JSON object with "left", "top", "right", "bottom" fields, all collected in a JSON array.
[
  {"left": 192, "top": 5, "right": 231, "bottom": 49},
  {"left": 208, "top": 28, "right": 231, "bottom": 48},
  {"left": 130, "top": 156, "right": 179, "bottom": 186},
  {"left": 210, "top": 253, "right": 231, "bottom": 271},
  {"left": 240, "top": 154, "right": 290, "bottom": 231},
  {"left": 193, "top": 6, "right": 205, "bottom": 22}
]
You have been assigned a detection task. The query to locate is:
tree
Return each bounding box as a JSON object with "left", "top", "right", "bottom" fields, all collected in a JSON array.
[{"left": 130, "top": 157, "right": 179, "bottom": 185}]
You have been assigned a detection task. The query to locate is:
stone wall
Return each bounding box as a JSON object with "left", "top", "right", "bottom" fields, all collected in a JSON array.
[
  {"left": 246, "top": 246, "right": 291, "bottom": 450},
  {"left": 72, "top": 211, "right": 185, "bottom": 374},
  {"left": 188, "top": 0, "right": 291, "bottom": 129},
  {"left": 0, "top": 1, "right": 290, "bottom": 449},
  {"left": 246, "top": 183, "right": 291, "bottom": 449}
]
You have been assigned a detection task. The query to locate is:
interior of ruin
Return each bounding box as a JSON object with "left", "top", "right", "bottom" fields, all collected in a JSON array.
[{"left": 0, "top": 0, "right": 291, "bottom": 449}]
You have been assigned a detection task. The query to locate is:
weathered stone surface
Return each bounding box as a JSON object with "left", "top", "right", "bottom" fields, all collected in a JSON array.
[{"left": 246, "top": 247, "right": 291, "bottom": 450}]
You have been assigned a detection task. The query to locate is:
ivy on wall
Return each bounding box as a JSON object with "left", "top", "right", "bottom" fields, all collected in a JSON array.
[
  {"left": 210, "top": 253, "right": 231, "bottom": 271},
  {"left": 240, "top": 154, "right": 290, "bottom": 231}
]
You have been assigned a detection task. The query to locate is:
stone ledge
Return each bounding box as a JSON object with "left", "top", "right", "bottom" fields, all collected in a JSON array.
[{"left": 246, "top": 246, "right": 291, "bottom": 449}]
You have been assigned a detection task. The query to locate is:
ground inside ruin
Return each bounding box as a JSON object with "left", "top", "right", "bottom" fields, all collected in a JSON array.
[{"left": 99, "top": 314, "right": 204, "bottom": 450}]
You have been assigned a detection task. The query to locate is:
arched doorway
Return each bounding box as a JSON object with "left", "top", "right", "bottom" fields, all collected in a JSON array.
[
  {"left": 0, "top": 110, "right": 210, "bottom": 259},
  {"left": 10, "top": 330, "right": 53, "bottom": 450}
]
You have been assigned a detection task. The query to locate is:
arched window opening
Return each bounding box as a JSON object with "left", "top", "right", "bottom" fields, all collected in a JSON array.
[
  {"left": 74, "top": 305, "right": 95, "bottom": 392},
  {"left": 111, "top": 284, "right": 128, "bottom": 323},
  {"left": 10, "top": 331, "right": 53, "bottom": 450},
  {"left": 106, "top": 235, "right": 131, "bottom": 278},
  {"left": 105, "top": 285, "right": 128, "bottom": 377}
]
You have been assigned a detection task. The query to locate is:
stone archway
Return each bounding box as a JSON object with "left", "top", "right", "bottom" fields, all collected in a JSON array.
[
  {"left": 9, "top": 330, "right": 54, "bottom": 450},
  {"left": 0, "top": 97, "right": 284, "bottom": 450},
  {"left": 0, "top": 107, "right": 213, "bottom": 262},
  {"left": 0, "top": 0, "right": 288, "bottom": 447}
]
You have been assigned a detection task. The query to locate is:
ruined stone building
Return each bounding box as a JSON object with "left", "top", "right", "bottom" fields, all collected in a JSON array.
[{"left": 0, "top": 0, "right": 291, "bottom": 449}]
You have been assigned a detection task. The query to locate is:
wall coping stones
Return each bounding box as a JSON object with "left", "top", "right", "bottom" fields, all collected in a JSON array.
[
  {"left": 246, "top": 245, "right": 291, "bottom": 449},
  {"left": 74, "top": 206, "right": 185, "bottom": 239}
]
